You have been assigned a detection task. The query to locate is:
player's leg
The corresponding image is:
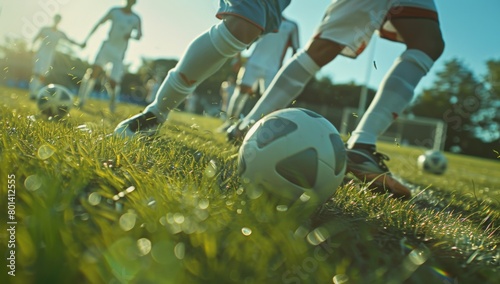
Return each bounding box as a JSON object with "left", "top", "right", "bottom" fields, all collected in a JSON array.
[
  {"left": 115, "top": 0, "right": 290, "bottom": 137},
  {"left": 29, "top": 74, "right": 44, "bottom": 100},
  {"left": 78, "top": 65, "right": 103, "bottom": 107},
  {"left": 228, "top": 38, "right": 342, "bottom": 141},
  {"left": 347, "top": 19, "right": 443, "bottom": 150},
  {"left": 107, "top": 60, "right": 124, "bottom": 113},
  {"left": 30, "top": 51, "right": 52, "bottom": 99},
  {"left": 346, "top": 3, "right": 444, "bottom": 199}
]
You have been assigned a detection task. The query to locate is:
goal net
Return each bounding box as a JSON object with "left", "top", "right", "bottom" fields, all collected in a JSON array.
[{"left": 340, "top": 107, "right": 447, "bottom": 151}]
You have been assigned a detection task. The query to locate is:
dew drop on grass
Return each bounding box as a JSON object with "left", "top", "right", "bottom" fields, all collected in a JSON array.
[
  {"left": 198, "top": 199, "right": 209, "bottom": 209},
  {"left": 306, "top": 227, "right": 330, "bottom": 245},
  {"left": 88, "top": 192, "right": 102, "bottom": 206},
  {"left": 333, "top": 274, "right": 349, "bottom": 284},
  {"left": 173, "top": 213, "right": 185, "bottom": 224},
  {"left": 241, "top": 227, "right": 252, "bottom": 236},
  {"left": 24, "top": 175, "right": 42, "bottom": 191},
  {"left": 137, "top": 238, "right": 152, "bottom": 256},
  {"left": 204, "top": 160, "right": 217, "bottom": 178},
  {"left": 38, "top": 144, "right": 55, "bottom": 160},
  {"left": 119, "top": 212, "right": 137, "bottom": 231},
  {"left": 246, "top": 185, "right": 263, "bottom": 199},
  {"left": 147, "top": 198, "right": 156, "bottom": 207},
  {"left": 299, "top": 193, "right": 311, "bottom": 202},
  {"left": 174, "top": 242, "right": 185, "bottom": 260},
  {"left": 276, "top": 205, "right": 288, "bottom": 212},
  {"left": 409, "top": 247, "right": 430, "bottom": 265}
]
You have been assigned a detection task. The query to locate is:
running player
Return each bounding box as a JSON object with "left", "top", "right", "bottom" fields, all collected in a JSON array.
[
  {"left": 29, "top": 14, "right": 82, "bottom": 99},
  {"left": 217, "top": 17, "right": 299, "bottom": 131},
  {"left": 78, "top": 0, "right": 142, "bottom": 112},
  {"left": 227, "top": 0, "right": 445, "bottom": 199},
  {"left": 114, "top": 0, "right": 291, "bottom": 135}
]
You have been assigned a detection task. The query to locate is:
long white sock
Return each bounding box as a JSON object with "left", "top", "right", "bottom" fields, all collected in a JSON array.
[
  {"left": 29, "top": 76, "right": 42, "bottom": 98},
  {"left": 145, "top": 22, "right": 247, "bottom": 122},
  {"left": 78, "top": 71, "right": 96, "bottom": 105},
  {"left": 226, "top": 88, "right": 250, "bottom": 120},
  {"left": 347, "top": 49, "right": 434, "bottom": 148},
  {"left": 240, "top": 51, "right": 320, "bottom": 129}
]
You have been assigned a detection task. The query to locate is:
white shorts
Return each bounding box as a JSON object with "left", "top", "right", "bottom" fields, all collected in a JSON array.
[
  {"left": 238, "top": 61, "right": 279, "bottom": 93},
  {"left": 93, "top": 40, "right": 127, "bottom": 82},
  {"left": 33, "top": 49, "right": 55, "bottom": 75},
  {"left": 315, "top": 0, "right": 439, "bottom": 58}
]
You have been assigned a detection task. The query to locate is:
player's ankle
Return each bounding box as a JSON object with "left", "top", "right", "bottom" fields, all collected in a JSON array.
[{"left": 350, "top": 143, "right": 376, "bottom": 153}]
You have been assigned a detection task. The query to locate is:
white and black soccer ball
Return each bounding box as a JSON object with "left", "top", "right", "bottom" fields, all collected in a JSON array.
[
  {"left": 37, "top": 84, "right": 74, "bottom": 118},
  {"left": 237, "top": 108, "right": 347, "bottom": 208},
  {"left": 417, "top": 150, "right": 448, "bottom": 175}
]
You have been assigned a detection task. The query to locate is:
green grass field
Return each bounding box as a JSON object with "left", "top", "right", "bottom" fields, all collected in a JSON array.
[{"left": 0, "top": 86, "right": 499, "bottom": 284}]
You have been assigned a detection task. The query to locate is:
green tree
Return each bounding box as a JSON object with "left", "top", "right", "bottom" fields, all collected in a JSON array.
[{"left": 411, "top": 58, "right": 500, "bottom": 158}]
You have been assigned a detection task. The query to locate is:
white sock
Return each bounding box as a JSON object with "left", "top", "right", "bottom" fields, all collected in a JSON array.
[
  {"left": 226, "top": 88, "right": 250, "bottom": 120},
  {"left": 145, "top": 22, "right": 247, "bottom": 122},
  {"left": 29, "top": 76, "right": 42, "bottom": 97},
  {"left": 78, "top": 73, "right": 96, "bottom": 104},
  {"left": 240, "top": 51, "right": 320, "bottom": 129},
  {"left": 347, "top": 49, "right": 434, "bottom": 148},
  {"left": 107, "top": 85, "right": 120, "bottom": 105}
]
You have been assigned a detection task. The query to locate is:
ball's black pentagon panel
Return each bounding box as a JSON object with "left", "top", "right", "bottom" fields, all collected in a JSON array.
[
  {"left": 256, "top": 117, "right": 298, "bottom": 148},
  {"left": 330, "top": 133, "right": 346, "bottom": 175},
  {"left": 275, "top": 148, "right": 317, "bottom": 189},
  {"left": 299, "top": 108, "right": 322, "bottom": 118}
]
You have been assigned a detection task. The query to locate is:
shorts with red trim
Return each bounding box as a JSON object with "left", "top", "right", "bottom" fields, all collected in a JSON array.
[
  {"left": 216, "top": 0, "right": 291, "bottom": 34},
  {"left": 313, "top": 0, "right": 440, "bottom": 58}
]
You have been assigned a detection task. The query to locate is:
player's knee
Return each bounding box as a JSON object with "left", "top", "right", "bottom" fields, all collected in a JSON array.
[
  {"left": 407, "top": 34, "right": 445, "bottom": 61},
  {"left": 400, "top": 49, "right": 435, "bottom": 74},
  {"left": 305, "top": 38, "right": 343, "bottom": 67},
  {"left": 429, "top": 36, "right": 445, "bottom": 60},
  {"left": 210, "top": 21, "right": 249, "bottom": 57},
  {"left": 220, "top": 15, "right": 262, "bottom": 44}
]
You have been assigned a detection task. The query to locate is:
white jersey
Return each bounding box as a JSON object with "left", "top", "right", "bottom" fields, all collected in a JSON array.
[
  {"left": 93, "top": 7, "right": 141, "bottom": 82},
  {"left": 33, "top": 27, "right": 69, "bottom": 74},
  {"left": 103, "top": 7, "right": 141, "bottom": 50},
  {"left": 246, "top": 19, "right": 300, "bottom": 70},
  {"left": 36, "top": 27, "right": 69, "bottom": 54}
]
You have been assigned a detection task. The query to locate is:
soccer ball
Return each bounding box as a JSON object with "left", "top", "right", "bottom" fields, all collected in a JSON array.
[
  {"left": 237, "top": 108, "right": 347, "bottom": 209},
  {"left": 417, "top": 150, "right": 448, "bottom": 175},
  {"left": 37, "top": 84, "right": 74, "bottom": 118}
]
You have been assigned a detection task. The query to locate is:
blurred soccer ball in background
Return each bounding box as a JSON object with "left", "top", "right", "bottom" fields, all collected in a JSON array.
[
  {"left": 417, "top": 150, "right": 448, "bottom": 175},
  {"left": 37, "top": 84, "right": 74, "bottom": 118},
  {"left": 237, "top": 108, "right": 346, "bottom": 209}
]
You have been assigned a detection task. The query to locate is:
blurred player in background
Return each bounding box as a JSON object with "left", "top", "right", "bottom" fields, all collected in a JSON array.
[
  {"left": 228, "top": 0, "right": 445, "bottom": 199},
  {"left": 78, "top": 0, "right": 142, "bottom": 112},
  {"left": 29, "top": 14, "right": 82, "bottom": 99},
  {"left": 219, "top": 74, "right": 236, "bottom": 120},
  {"left": 217, "top": 17, "right": 299, "bottom": 132},
  {"left": 115, "top": 0, "right": 291, "bottom": 135}
]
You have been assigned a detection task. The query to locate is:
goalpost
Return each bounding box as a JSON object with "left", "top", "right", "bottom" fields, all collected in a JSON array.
[{"left": 340, "top": 107, "right": 447, "bottom": 151}]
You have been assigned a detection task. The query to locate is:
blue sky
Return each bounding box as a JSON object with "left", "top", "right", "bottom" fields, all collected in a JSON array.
[{"left": 1, "top": 0, "right": 499, "bottom": 94}]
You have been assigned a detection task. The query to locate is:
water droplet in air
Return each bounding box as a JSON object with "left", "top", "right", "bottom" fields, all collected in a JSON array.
[
  {"left": 241, "top": 227, "right": 252, "bottom": 236},
  {"left": 198, "top": 199, "right": 209, "bottom": 209},
  {"left": 119, "top": 212, "right": 137, "bottom": 231},
  {"left": 88, "top": 192, "right": 102, "bottom": 206},
  {"left": 24, "top": 175, "right": 42, "bottom": 191},
  {"left": 333, "top": 274, "right": 349, "bottom": 284},
  {"left": 38, "top": 144, "right": 55, "bottom": 160},
  {"left": 137, "top": 238, "right": 152, "bottom": 256}
]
